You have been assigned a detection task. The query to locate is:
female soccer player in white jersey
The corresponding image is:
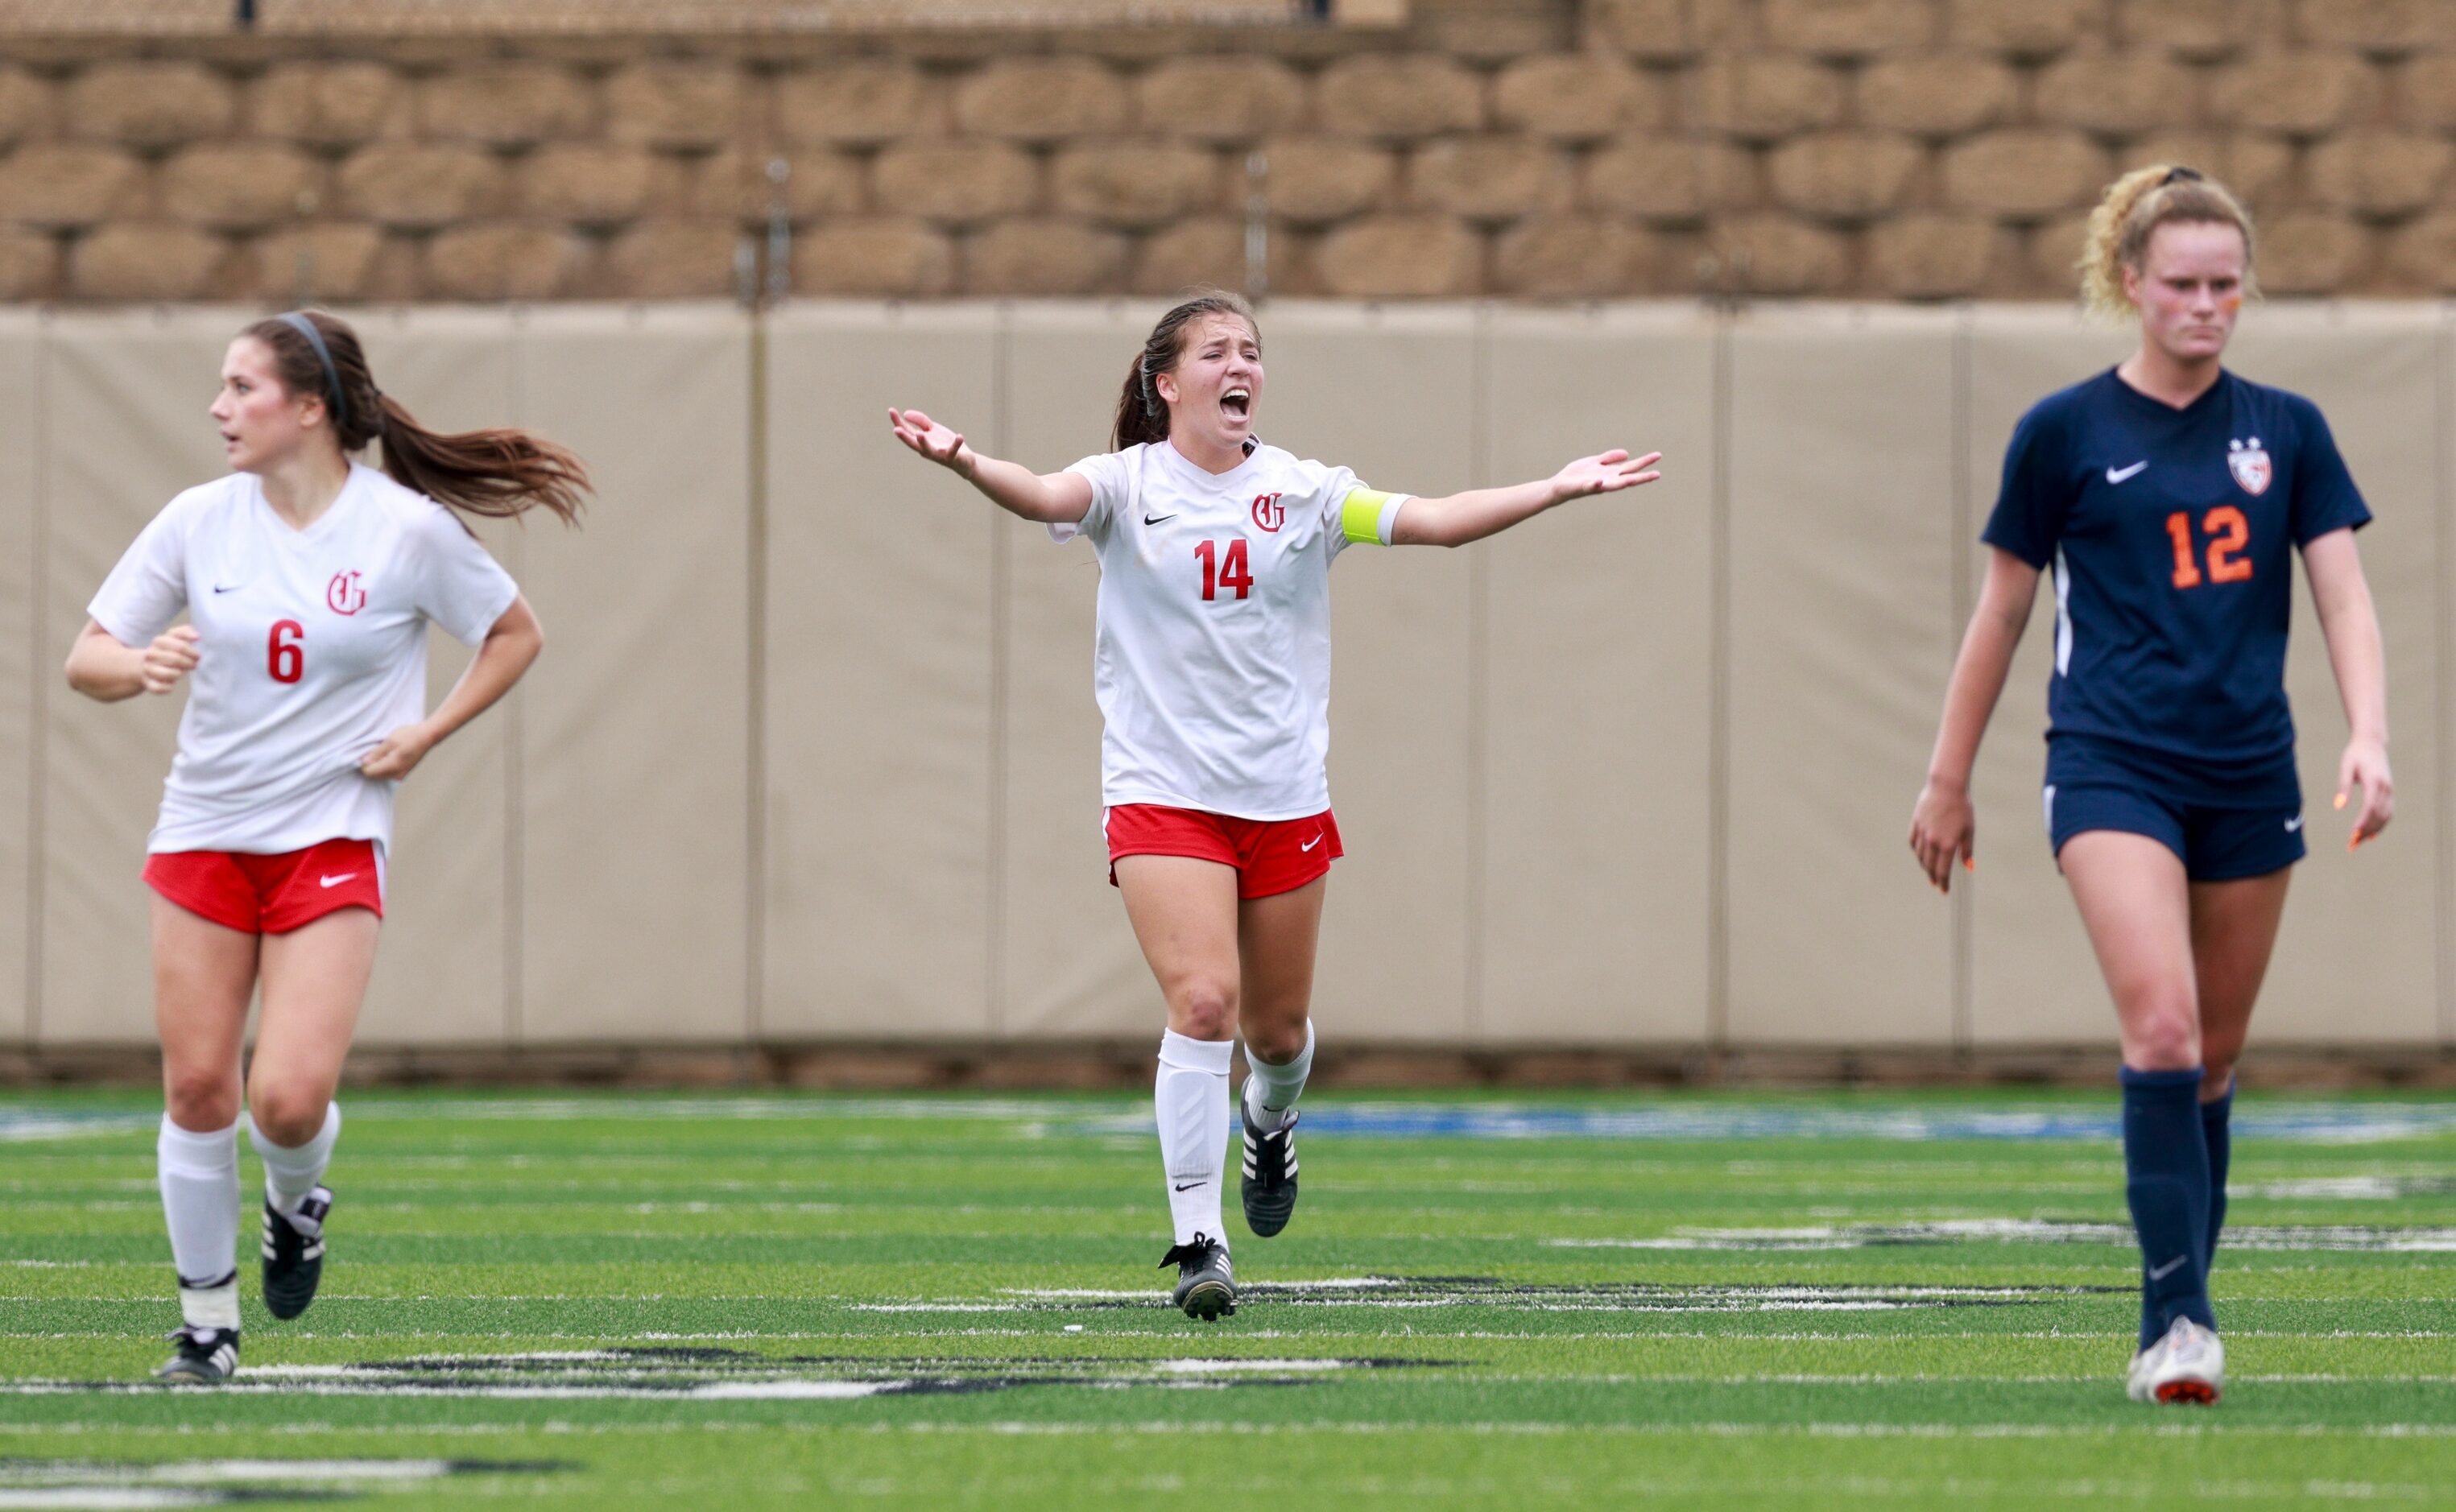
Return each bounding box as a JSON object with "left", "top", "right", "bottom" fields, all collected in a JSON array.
[
  {"left": 1910, "top": 169, "right": 2390, "bottom": 1403},
  {"left": 890, "top": 291, "right": 1660, "bottom": 1318},
  {"left": 67, "top": 311, "right": 587, "bottom": 1382}
]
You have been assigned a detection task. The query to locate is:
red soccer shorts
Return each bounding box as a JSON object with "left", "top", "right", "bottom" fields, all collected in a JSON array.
[
  {"left": 1104, "top": 804, "right": 1342, "bottom": 899},
  {"left": 143, "top": 837, "right": 386, "bottom": 935}
]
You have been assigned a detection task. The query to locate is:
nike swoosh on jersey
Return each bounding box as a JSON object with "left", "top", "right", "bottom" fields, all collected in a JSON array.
[
  {"left": 2147, "top": 1254, "right": 2190, "bottom": 1282},
  {"left": 2106, "top": 461, "right": 2149, "bottom": 484},
  {"left": 1143, "top": 513, "right": 1176, "bottom": 525},
  {"left": 320, "top": 874, "right": 358, "bottom": 887},
  {"left": 213, "top": 583, "right": 244, "bottom": 593}
]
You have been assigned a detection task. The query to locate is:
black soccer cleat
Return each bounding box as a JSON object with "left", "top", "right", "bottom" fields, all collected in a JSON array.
[
  {"left": 260, "top": 1187, "right": 331, "bottom": 1321},
  {"left": 1159, "top": 1233, "right": 1235, "bottom": 1320},
  {"left": 155, "top": 1324, "right": 240, "bottom": 1384},
  {"left": 1239, "top": 1105, "right": 1300, "bottom": 1238}
]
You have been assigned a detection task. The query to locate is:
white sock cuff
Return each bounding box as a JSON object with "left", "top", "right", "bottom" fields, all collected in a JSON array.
[
  {"left": 157, "top": 1115, "right": 239, "bottom": 1176},
  {"left": 247, "top": 1101, "right": 341, "bottom": 1160},
  {"left": 1158, "top": 1030, "right": 1234, "bottom": 1075}
]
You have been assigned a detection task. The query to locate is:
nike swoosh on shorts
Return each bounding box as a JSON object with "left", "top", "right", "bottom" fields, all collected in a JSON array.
[{"left": 320, "top": 874, "right": 358, "bottom": 887}]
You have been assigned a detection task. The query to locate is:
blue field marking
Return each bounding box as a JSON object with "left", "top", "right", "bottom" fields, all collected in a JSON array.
[{"left": 1064, "top": 1101, "right": 2456, "bottom": 1144}]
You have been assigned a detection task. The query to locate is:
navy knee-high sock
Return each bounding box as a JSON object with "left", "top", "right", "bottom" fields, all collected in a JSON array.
[
  {"left": 2201, "top": 1081, "right": 2234, "bottom": 1267},
  {"left": 2121, "top": 1067, "right": 2216, "bottom": 1350}
]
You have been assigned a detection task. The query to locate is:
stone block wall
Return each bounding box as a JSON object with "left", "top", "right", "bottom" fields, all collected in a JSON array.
[{"left": 5, "top": 0, "right": 2456, "bottom": 301}]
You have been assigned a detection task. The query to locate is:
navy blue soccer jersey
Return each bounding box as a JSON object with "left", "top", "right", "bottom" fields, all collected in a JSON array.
[{"left": 1983, "top": 367, "right": 2370, "bottom": 771}]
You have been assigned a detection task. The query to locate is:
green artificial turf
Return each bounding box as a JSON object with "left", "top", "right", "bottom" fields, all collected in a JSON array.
[{"left": 3, "top": 1088, "right": 2453, "bottom": 1508}]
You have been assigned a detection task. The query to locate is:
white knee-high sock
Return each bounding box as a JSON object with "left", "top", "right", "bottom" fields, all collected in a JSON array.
[
  {"left": 1156, "top": 1031, "right": 1234, "bottom": 1247},
  {"left": 249, "top": 1102, "right": 341, "bottom": 1217},
  {"left": 1242, "top": 1018, "right": 1316, "bottom": 1134},
  {"left": 157, "top": 1114, "right": 241, "bottom": 1330}
]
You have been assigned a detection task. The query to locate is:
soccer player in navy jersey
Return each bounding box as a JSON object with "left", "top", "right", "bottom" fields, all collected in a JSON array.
[{"left": 1908, "top": 167, "right": 2392, "bottom": 1404}]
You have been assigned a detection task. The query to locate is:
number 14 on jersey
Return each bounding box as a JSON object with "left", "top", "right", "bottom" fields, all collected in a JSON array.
[{"left": 1194, "top": 538, "right": 1253, "bottom": 601}]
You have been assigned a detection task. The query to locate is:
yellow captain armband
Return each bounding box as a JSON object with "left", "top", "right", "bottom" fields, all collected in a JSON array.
[{"left": 1340, "top": 488, "right": 1405, "bottom": 546}]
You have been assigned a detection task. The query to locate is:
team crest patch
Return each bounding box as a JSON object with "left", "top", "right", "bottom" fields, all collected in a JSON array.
[{"left": 2227, "top": 437, "right": 2272, "bottom": 496}]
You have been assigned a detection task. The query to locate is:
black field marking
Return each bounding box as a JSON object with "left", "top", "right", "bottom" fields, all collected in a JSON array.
[
  {"left": 0, "top": 1457, "right": 569, "bottom": 1508},
  {"left": 0, "top": 1349, "right": 1442, "bottom": 1403},
  {"left": 854, "top": 1277, "right": 2130, "bottom": 1315}
]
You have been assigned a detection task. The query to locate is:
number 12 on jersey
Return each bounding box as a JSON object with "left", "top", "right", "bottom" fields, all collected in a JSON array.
[
  {"left": 1194, "top": 538, "right": 1253, "bottom": 601},
  {"left": 2165, "top": 507, "right": 2252, "bottom": 589}
]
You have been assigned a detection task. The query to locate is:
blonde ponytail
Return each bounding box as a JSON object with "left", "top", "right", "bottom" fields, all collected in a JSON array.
[{"left": 2078, "top": 165, "right": 2257, "bottom": 317}]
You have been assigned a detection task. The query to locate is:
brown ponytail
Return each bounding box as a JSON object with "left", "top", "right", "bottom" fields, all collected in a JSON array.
[
  {"left": 1111, "top": 289, "right": 1259, "bottom": 452},
  {"left": 2078, "top": 165, "right": 2258, "bottom": 318},
  {"left": 242, "top": 310, "right": 589, "bottom": 527}
]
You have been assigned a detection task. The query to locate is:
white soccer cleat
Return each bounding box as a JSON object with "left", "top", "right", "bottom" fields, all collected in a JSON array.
[{"left": 2126, "top": 1316, "right": 2224, "bottom": 1405}]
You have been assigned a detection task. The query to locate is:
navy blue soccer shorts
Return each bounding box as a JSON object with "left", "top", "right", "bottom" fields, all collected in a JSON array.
[{"left": 2045, "top": 783, "right": 2305, "bottom": 882}]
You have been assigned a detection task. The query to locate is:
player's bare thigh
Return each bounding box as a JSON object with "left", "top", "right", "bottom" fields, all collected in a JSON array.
[
  {"left": 247, "top": 907, "right": 379, "bottom": 1146},
  {"left": 152, "top": 894, "right": 260, "bottom": 1132},
  {"left": 1116, "top": 853, "right": 1242, "bottom": 1042},
  {"left": 2060, "top": 830, "right": 2200, "bottom": 1072},
  {"left": 2189, "top": 869, "right": 2290, "bottom": 1099},
  {"left": 1237, "top": 876, "right": 1324, "bottom": 1064}
]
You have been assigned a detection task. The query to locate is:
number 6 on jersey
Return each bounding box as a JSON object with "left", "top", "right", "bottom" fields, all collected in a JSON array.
[{"left": 268, "top": 619, "right": 304, "bottom": 684}]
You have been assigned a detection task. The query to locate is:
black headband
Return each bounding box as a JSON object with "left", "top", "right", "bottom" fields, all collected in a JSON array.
[{"left": 276, "top": 311, "right": 348, "bottom": 432}]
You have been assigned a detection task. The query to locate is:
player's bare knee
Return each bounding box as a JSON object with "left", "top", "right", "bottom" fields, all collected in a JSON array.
[
  {"left": 2200, "top": 1060, "right": 2236, "bottom": 1101},
  {"left": 2125, "top": 1005, "right": 2202, "bottom": 1071},
  {"left": 1242, "top": 1019, "right": 1306, "bottom": 1065},
  {"left": 247, "top": 1086, "right": 329, "bottom": 1147},
  {"left": 1171, "top": 984, "right": 1237, "bottom": 1042},
  {"left": 163, "top": 1071, "right": 239, "bottom": 1133}
]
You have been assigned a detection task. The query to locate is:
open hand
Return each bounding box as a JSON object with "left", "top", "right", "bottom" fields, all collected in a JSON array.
[
  {"left": 360, "top": 722, "right": 437, "bottom": 782},
  {"left": 2337, "top": 736, "right": 2392, "bottom": 851},
  {"left": 139, "top": 626, "right": 201, "bottom": 695},
  {"left": 1549, "top": 449, "right": 1663, "bottom": 505},
  {"left": 887, "top": 408, "right": 977, "bottom": 476}
]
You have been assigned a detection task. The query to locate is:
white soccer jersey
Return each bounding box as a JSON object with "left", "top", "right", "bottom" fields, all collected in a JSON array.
[
  {"left": 1055, "top": 440, "right": 1409, "bottom": 820},
  {"left": 88, "top": 462, "right": 519, "bottom": 857}
]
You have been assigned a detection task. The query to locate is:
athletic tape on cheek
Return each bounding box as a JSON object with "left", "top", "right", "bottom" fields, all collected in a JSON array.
[{"left": 277, "top": 312, "right": 348, "bottom": 432}]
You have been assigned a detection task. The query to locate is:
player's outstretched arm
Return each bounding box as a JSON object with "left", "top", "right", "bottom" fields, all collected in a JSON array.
[
  {"left": 66, "top": 620, "right": 197, "bottom": 702},
  {"left": 886, "top": 407, "right": 1092, "bottom": 526},
  {"left": 1908, "top": 547, "right": 2039, "bottom": 894},
  {"left": 361, "top": 595, "right": 544, "bottom": 782},
  {"left": 2305, "top": 527, "right": 2392, "bottom": 849},
  {"left": 1389, "top": 450, "right": 1662, "bottom": 547}
]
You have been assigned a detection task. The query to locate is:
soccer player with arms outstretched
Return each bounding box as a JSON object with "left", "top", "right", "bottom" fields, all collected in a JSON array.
[
  {"left": 1909, "top": 169, "right": 2390, "bottom": 1403},
  {"left": 891, "top": 291, "right": 1660, "bottom": 1317},
  {"left": 67, "top": 312, "right": 588, "bottom": 1382}
]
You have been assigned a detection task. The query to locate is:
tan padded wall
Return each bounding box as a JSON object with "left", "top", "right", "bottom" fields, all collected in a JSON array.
[
  {"left": 763, "top": 304, "right": 997, "bottom": 1038},
  {"left": 514, "top": 306, "right": 754, "bottom": 1043},
  {"left": 19, "top": 302, "right": 2456, "bottom": 1051},
  {"left": 999, "top": 304, "right": 1170, "bottom": 1039},
  {"left": 1481, "top": 308, "right": 1717, "bottom": 1043},
  {"left": 1725, "top": 308, "right": 1960, "bottom": 1043},
  {"left": 38, "top": 311, "right": 236, "bottom": 1045},
  {"left": 349, "top": 308, "right": 518, "bottom": 1047},
  {"left": 1264, "top": 304, "right": 1478, "bottom": 1043},
  {"left": 0, "top": 314, "right": 35, "bottom": 1044},
  {"left": 1964, "top": 309, "right": 2135, "bottom": 1046},
  {"left": 2231, "top": 308, "right": 2442, "bottom": 1046}
]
